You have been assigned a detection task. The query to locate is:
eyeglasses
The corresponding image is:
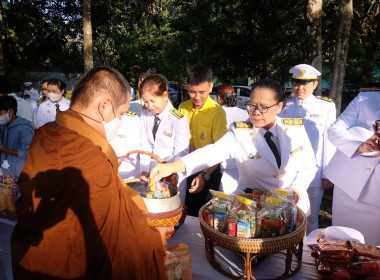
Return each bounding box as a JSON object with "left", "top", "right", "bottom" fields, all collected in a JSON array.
[{"left": 246, "top": 102, "right": 279, "bottom": 113}]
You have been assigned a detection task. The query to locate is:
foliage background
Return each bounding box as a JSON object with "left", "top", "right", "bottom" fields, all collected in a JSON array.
[{"left": 0, "top": 0, "right": 379, "bottom": 91}]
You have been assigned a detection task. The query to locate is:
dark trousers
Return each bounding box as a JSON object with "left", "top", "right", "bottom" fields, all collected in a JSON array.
[{"left": 185, "top": 165, "right": 222, "bottom": 217}]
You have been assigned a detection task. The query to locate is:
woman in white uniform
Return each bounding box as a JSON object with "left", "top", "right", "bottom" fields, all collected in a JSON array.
[
  {"left": 324, "top": 90, "right": 380, "bottom": 245},
  {"left": 150, "top": 79, "right": 317, "bottom": 216},
  {"left": 216, "top": 83, "right": 249, "bottom": 193},
  {"left": 139, "top": 74, "right": 190, "bottom": 200}
]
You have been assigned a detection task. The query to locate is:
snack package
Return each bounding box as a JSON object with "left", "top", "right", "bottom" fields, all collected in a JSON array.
[
  {"left": 146, "top": 178, "right": 172, "bottom": 199},
  {"left": 250, "top": 188, "right": 269, "bottom": 208},
  {"left": 269, "top": 189, "right": 297, "bottom": 232},
  {"left": 257, "top": 197, "right": 287, "bottom": 237},
  {"left": 213, "top": 212, "right": 226, "bottom": 232},
  {"left": 350, "top": 241, "right": 380, "bottom": 259},
  {"left": 317, "top": 239, "right": 353, "bottom": 262},
  {"left": 228, "top": 195, "right": 257, "bottom": 237},
  {"left": 207, "top": 190, "right": 234, "bottom": 214}
]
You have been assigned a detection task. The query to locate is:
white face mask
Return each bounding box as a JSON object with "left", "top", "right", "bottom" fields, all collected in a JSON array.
[
  {"left": 48, "top": 92, "right": 62, "bottom": 102},
  {"left": 0, "top": 112, "right": 11, "bottom": 125},
  {"left": 102, "top": 117, "right": 122, "bottom": 142}
]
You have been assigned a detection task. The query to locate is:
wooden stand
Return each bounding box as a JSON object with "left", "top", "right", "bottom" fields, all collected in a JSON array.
[{"left": 204, "top": 236, "right": 303, "bottom": 280}]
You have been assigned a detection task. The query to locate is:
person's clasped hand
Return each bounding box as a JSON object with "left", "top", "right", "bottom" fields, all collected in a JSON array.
[{"left": 357, "top": 124, "right": 380, "bottom": 154}]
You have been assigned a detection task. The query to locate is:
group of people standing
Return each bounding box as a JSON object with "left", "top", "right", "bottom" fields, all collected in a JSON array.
[{"left": 1, "top": 63, "right": 379, "bottom": 279}]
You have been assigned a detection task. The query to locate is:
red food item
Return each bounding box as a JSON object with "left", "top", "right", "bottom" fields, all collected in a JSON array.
[
  {"left": 318, "top": 262, "right": 351, "bottom": 280},
  {"left": 349, "top": 261, "right": 380, "bottom": 276},
  {"left": 350, "top": 241, "right": 380, "bottom": 259},
  {"left": 318, "top": 239, "right": 353, "bottom": 261}
]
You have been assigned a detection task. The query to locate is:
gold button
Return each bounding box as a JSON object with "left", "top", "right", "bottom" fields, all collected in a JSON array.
[
  {"left": 368, "top": 168, "right": 372, "bottom": 172},
  {"left": 274, "top": 174, "right": 279, "bottom": 179}
]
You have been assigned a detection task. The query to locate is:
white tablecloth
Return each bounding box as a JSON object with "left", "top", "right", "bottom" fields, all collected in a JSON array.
[{"left": 168, "top": 216, "right": 320, "bottom": 280}]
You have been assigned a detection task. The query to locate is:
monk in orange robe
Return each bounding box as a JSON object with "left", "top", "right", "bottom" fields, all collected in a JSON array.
[{"left": 11, "top": 67, "right": 171, "bottom": 279}]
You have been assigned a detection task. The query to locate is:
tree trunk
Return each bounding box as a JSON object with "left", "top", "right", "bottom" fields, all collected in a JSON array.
[
  {"left": 329, "top": 0, "right": 353, "bottom": 114},
  {"left": 83, "top": 0, "right": 93, "bottom": 73},
  {"left": 357, "top": 1, "right": 379, "bottom": 86},
  {"left": 0, "top": 1, "right": 5, "bottom": 75},
  {"left": 306, "top": 0, "right": 323, "bottom": 95}
]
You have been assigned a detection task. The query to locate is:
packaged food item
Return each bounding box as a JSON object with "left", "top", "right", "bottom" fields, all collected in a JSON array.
[
  {"left": 250, "top": 188, "right": 269, "bottom": 208},
  {"left": 228, "top": 195, "right": 257, "bottom": 237},
  {"left": 269, "top": 189, "right": 297, "bottom": 232},
  {"left": 203, "top": 209, "right": 214, "bottom": 228},
  {"left": 227, "top": 219, "right": 237, "bottom": 236},
  {"left": 350, "top": 241, "right": 380, "bottom": 259},
  {"left": 207, "top": 190, "right": 234, "bottom": 214},
  {"left": 349, "top": 261, "right": 380, "bottom": 276},
  {"left": 317, "top": 239, "right": 353, "bottom": 262},
  {"left": 237, "top": 221, "right": 251, "bottom": 238},
  {"left": 146, "top": 178, "right": 172, "bottom": 199},
  {"left": 213, "top": 212, "right": 226, "bottom": 232},
  {"left": 257, "top": 197, "right": 287, "bottom": 237}
]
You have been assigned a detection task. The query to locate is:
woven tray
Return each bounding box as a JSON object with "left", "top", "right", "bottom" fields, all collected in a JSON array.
[
  {"left": 199, "top": 204, "right": 306, "bottom": 254},
  {"left": 198, "top": 198, "right": 306, "bottom": 280}
]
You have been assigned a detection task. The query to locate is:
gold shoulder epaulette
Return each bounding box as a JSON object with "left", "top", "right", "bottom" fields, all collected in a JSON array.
[
  {"left": 359, "top": 87, "right": 380, "bottom": 92},
  {"left": 316, "top": 96, "right": 334, "bottom": 103},
  {"left": 281, "top": 118, "right": 303, "bottom": 126},
  {"left": 125, "top": 111, "right": 137, "bottom": 117},
  {"left": 170, "top": 108, "right": 184, "bottom": 119},
  {"left": 234, "top": 121, "right": 253, "bottom": 129}
]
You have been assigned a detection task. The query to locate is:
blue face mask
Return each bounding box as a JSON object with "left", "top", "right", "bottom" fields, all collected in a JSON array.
[{"left": 0, "top": 111, "right": 11, "bottom": 125}]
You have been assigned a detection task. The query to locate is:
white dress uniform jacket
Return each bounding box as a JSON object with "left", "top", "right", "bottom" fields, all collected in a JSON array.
[
  {"left": 279, "top": 95, "right": 336, "bottom": 187},
  {"left": 109, "top": 112, "right": 141, "bottom": 180},
  {"left": 140, "top": 102, "right": 190, "bottom": 173},
  {"left": 37, "top": 97, "right": 70, "bottom": 128},
  {"left": 220, "top": 105, "right": 249, "bottom": 193},
  {"left": 24, "top": 89, "right": 39, "bottom": 108},
  {"left": 181, "top": 117, "right": 317, "bottom": 215},
  {"left": 325, "top": 91, "right": 380, "bottom": 206},
  {"left": 8, "top": 93, "right": 35, "bottom": 127}
]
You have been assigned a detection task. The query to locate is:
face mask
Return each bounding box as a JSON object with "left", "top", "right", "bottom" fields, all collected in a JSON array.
[
  {"left": 102, "top": 117, "right": 122, "bottom": 142},
  {"left": 48, "top": 92, "right": 62, "bottom": 102},
  {"left": 0, "top": 112, "right": 11, "bottom": 125}
]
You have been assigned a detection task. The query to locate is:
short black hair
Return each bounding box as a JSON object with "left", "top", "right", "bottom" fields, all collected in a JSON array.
[
  {"left": 0, "top": 95, "right": 18, "bottom": 114},
  {"left": 187, "top": 64, "right": 213, "bottom": 85},
  {"left": 251, "top": 78, "right": 285, "bottom": 104}
]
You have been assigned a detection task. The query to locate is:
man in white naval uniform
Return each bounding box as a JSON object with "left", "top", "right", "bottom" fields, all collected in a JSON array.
[
  {"left": 23, "top": 82, "right": 40, "bottom": 127},
  {"left": 109, "top": 111, "right": 141, "bottom": 180},
  {"left": 324, "top": 89, "right": 380, "bottom": 245},
  {"left": 37, "top": 94, "right": 70, "bottom": 128},
  {"left": 279, "top": 64, "right": 336, "bottom": 234}
]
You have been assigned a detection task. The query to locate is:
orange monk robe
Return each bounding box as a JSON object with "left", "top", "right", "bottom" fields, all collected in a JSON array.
[{"left": 11, "top": 110, "right": 166, "bottom": 280}]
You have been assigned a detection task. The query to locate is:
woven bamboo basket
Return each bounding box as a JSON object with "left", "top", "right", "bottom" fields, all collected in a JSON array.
[
  {"left": 120, "top": 151, "right": 186, "bottom": 232},
  {"left": 198, "top": 202, "right": 306, "bottom": 254}
]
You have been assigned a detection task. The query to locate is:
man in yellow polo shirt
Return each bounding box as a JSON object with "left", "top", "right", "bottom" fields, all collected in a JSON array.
[{"left": 179, "top": 64, "right": 228, "bottom": 216}]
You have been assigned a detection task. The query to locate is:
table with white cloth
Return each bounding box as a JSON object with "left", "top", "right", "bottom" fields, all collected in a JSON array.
[
  {"left": 168, "top": 216, "right": 320, "bottom": 280},
  {"left": 0, "top": 216, "right": 320, "bottom": 280}
]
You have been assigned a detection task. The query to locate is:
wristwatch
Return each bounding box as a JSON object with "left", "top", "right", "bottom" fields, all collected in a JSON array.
[{"left": 201, "top": 171, "right": 210, "bottom": 181}]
